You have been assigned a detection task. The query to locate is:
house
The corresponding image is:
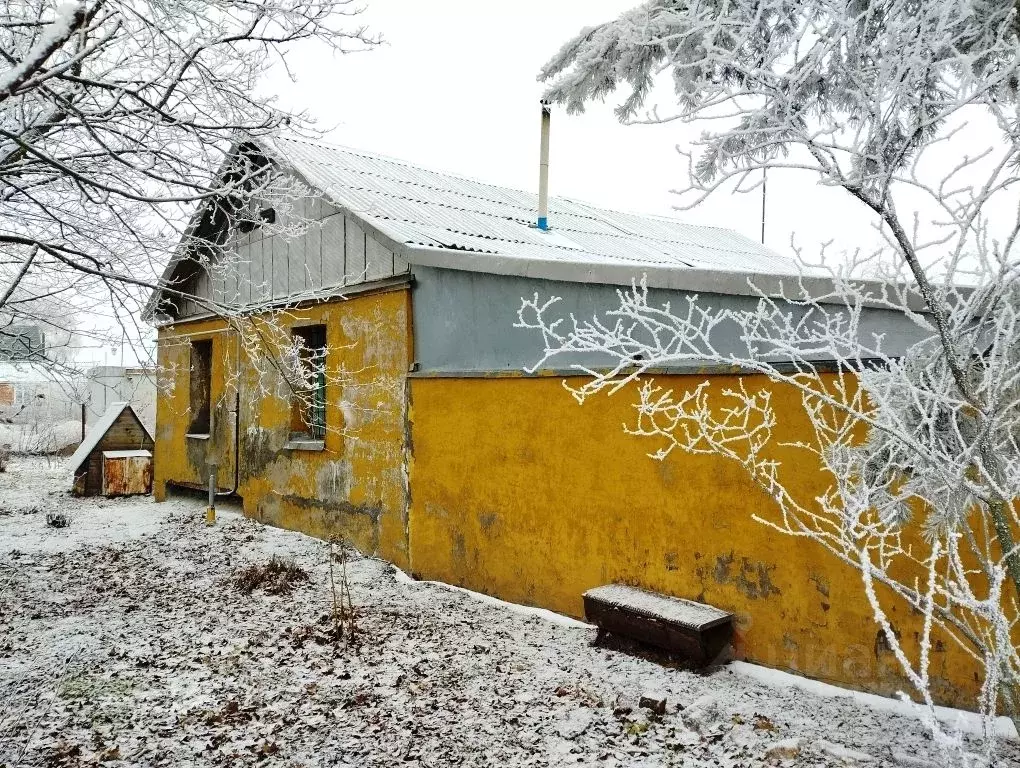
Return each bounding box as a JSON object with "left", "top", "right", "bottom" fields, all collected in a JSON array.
[
  {"left": 69, "top": 401, "right": 154, "bottom": 496},
  {"left": 146, "top": 137, "right": 970, "bottom": 706},
  {"left": 0, "top": 361, "right": 67, "bottom": 412}
]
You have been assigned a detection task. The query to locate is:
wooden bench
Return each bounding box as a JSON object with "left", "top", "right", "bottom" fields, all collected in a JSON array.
[{"left": 583, "top": 584, "right": 734, "bottom": 666}]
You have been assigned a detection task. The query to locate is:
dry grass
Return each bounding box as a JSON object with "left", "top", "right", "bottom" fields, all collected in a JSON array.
[{"left": 233, "top": 556, "right": 310, "bottom": 596}]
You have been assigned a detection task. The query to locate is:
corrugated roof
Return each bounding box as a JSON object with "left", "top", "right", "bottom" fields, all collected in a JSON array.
[{"left": 270, "top": 136, "right": 800, "bottom": 278}]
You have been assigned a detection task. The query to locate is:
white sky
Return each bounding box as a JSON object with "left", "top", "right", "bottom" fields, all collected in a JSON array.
[{"left": 262, "top": 0, "right": 889, "bottom": 260}]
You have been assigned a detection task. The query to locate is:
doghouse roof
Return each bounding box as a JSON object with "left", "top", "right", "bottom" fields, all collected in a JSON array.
[{"left": 68, "top": 402, "right": 152, "bottom": 472}]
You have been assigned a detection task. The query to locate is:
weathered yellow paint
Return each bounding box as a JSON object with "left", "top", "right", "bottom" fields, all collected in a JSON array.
[
  {"left": 155, "top": 303, "right": 991, "bottom": 709},
  {"left": 154, "top": 315, "right": 237, "bottom": 496},
  {"left": 406, "top": 374, "right": 985, "bottom": 708},
  {"left": 154, "top": 287, "right": 411, "bottom": 569}
]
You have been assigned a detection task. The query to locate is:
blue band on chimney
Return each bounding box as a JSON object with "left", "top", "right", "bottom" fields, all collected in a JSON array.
[{"left": 537, "top": 217, "right": 548, "bottom": 230}]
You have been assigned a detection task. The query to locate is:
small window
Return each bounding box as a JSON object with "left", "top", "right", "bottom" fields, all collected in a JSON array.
[
  {"left": 189, "top": 339, "right": 212, "bottom": 434},
  {"left": 290, "top": 325, "right": 326, "bottom": 440}
]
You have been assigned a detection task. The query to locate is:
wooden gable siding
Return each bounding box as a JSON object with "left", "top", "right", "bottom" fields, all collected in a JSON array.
[
  {"left": 176, "top": 182, "right": 411, "bottom": 319},
  {"left": 80, "top": 409, "right": 155, "bottom": 496}
]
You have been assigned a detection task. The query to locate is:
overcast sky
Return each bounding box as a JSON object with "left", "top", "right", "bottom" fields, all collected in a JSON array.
[{"left": 261, "top": 0, "right": 890, "bottom": 261}]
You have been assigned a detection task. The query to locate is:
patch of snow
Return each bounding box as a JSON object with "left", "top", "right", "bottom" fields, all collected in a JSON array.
[
  {"left": 730, "top": 660, "right": 1018, "bottom": 740},
  {"left": 815, "top": 738, "right": 878, "bottom": 763},
  {"left": 0, "top": 420, "right": 80, "bottom": 454},
  {"left": 0, "top": 457, "right": 173, "bottom": 555},
  {"left": 556, "top": 707, "right": 593, "bottom": 739}
]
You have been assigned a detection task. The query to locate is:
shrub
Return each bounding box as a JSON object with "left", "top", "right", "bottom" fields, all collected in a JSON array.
[
  {"left": 45, "top": 512, "right": 69, "bottom": 529},
  {"left": 327, "top": 536, "right": 358, "bottom": 645}
]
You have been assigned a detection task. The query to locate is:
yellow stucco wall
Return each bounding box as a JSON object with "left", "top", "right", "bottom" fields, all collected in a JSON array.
[
  {"left": 153, "top": 315, "right": 237, "bottom": 494},
  {"left": 154, "top": 303, "right": 988, "bottom": 708},
  {"left": 154, "top": 287, "right": 411, "bottom": 568},
  {"left": 406, "top": 374, "right": 984, "bottom": 708}
]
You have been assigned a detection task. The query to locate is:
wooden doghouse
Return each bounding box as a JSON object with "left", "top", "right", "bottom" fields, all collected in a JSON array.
[{"left": 69, "top": 402, "right": 154, "bottom": 496}]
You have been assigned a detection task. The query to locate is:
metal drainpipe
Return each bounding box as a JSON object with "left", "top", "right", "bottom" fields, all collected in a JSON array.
[
  {"left": 538, "top": 100, "right": 551, "bottom": 231},
  {"left": 207, "top": 334, "right": 242, "bottom": 526},
  {"left": 216, "top": 390, "right": 240, "bottom": 498},
  {"left": 216, "top": 331, "right": 242, "bottom": 498},
  {"left": 205, "top": 472, "right": 216, "bottom": 526},
  {"left": 206, "top": 390, "right": 240, "bottom": 524}
]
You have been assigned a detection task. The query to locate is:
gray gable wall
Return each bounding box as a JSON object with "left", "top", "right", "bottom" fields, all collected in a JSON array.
[{"left": 171, "top": 183, "right": 410, "bottom": 320}]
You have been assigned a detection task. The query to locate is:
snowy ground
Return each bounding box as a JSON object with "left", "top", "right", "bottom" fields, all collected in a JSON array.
[{"left": 1, "top": 457, "right": 1016, "bottom": 767}]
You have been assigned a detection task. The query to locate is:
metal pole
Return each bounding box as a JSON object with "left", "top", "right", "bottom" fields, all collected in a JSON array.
[
  {"left": 80, "top": 403, "right": 86, "bottom": 442},
  {"left": 537, "top": 101, "right": 551, "bottom": 230},
  {"left": 205, "top": 472, "right": 216, "bottom": 526},
  {"left": 761, "top": 168, "right": 767, "bottom": 245}
]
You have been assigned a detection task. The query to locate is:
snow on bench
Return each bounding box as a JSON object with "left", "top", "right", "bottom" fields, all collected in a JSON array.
[{"left": 583, "top": 584, "right": 734, "bottom": 666}]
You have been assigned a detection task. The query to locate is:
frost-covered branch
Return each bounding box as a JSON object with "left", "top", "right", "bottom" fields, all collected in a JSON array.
[
  {"left": 0, "top": 0, "right": 377, "bottom": 371},
  {"left": 533, "top": 0, "right": 1020, "bottom": 758}
]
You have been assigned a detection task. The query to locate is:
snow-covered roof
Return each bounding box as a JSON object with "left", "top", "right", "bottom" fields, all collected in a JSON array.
[
  {"left": 68, "top": 401, "right": 151, "bottom": 472},
  {"left": 0, "top": 361, "right": 55, "bottom": 384},
  {"left": 144, "top": 135, "right": 845, "bottom": 323},
  {"left": 271, "top": 136, "right": 801, "bottom": 283}
]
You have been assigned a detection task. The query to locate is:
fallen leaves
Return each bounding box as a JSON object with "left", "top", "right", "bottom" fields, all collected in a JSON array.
[{"left": 1, "top": 459, "right": 1012, "bottom": 768}]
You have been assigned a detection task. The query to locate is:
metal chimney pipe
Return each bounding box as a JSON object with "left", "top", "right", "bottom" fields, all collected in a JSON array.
[{"left": 537, "top": 100, "right": 551, "bottom": 230}]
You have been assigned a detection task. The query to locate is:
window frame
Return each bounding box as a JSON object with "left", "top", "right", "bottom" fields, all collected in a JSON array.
[
  {"left": 289, "top": 324, "right": 327, "bottom": 442},
  {"left": 187, "top": 338, "right": 213, "bottom": 436}
]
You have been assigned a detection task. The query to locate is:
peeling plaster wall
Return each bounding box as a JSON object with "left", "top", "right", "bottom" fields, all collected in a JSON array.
[
  {"left": 154, "top": 288, "right": 411, "bottom": 569},
  {"left": 405, "top": 374, "right": 984, "bottom": 709},
  {"left": 152, "top": 269, "right": 986, "bottom": 710},
  {"left": 154, "top": 317, "right": 237, "bottom": 494}
]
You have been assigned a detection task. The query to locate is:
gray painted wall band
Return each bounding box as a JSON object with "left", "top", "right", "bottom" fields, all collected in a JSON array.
[{"left": 409, "top": 266, "right": 932, "bottom": 374}]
